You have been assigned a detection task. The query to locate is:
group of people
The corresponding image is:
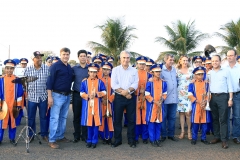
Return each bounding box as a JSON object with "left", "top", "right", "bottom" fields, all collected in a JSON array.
[{"left": 0, "top": 47, "right": 240, "bottom": 150}]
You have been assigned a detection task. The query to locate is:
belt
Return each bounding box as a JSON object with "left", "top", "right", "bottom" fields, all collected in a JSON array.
[
  {"left": 53, "top": 90, "right": 71, "bottom": 96},
  {"left": 211, "top": 93, "right": 226, "bottom": 96},
  {"left": 233, "top": 91, "right": 240, "bottom": 95},
  {"left": 73, "top": 90, "right": 80, "bottom": 93}
]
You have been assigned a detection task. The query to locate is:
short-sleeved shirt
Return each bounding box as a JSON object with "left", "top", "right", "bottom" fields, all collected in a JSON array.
[
  {"left": 72, "top": 64, "right": 88, "bottom": 92},
  {"left": 24, "top": 64, "right": 49, "bottom": 103},
  {"left": 161, "top": 65, "right": 178, "bottom": 104}
]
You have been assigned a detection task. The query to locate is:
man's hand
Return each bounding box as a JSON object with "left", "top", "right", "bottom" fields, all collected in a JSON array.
[
  {"left": 228, "top": 100, "right": 233, "bottom": 107},
  {"left": 121, "top": 90, "right": 129, "bottom": 96},
  {"left": 48, "top": 96, "right": 53, "bottom": 108},
  {"left": 125, "top": 94, "right": 132, "bottom": 99},
  {"left": 89, "top": 92, "right": 95, "bottom": 99},
  {"left": 154, "top": 101, "right": 161, "bottom": 107}
]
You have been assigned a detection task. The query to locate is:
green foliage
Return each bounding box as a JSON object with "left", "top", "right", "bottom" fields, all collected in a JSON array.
[
  {"left": 40, "top": 51, "right": 55, "bottom": 63},
  {"left": 155, "top": 20, "right": 209, "bottom": 62},
  {"left": 214, "top": 18, "right": 240, "bottom": 55},
  {"left": 88, "top": 17, "right": 139, "bottom": 66}
]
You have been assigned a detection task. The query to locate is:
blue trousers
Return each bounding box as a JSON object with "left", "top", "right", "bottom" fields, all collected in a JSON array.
[
  {"left": 28, "top": 100, "right": 48, "bottom": 137},
  {"left": 192, "top": 123, "right": 208, "bottom": 140},
  {"left": 148, "top": 122, "right": 161, "bottom": 142},
  {"left": 0, "top": 118, "right": 16, "bottom": 141},
  {"left": 124, "top": 112, "right": 128, "bottom": 125},
  {"left": 135, "top": 124, "right": 148, "bottom": 141},
  {"left": 87, "top": 120, "right": 99, "bottom": 144},
  {"left": 99, "top": 118, "right": 113, "bottom": 140},
  {"left": 161, "top": 103, "right": 177, "bottom": 137}
]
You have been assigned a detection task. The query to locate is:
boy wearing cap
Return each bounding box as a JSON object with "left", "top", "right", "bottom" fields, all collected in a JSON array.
[
  {"left": 145, "top": 58, "right": 154, "bottom": 73},
  {"left": 145, "top": 64, "right": 167, "bottom": 147},
  {"left": 188, "top": 67, "right": 211, "bottom": 145},
  {"left": 80, "top": 63, "right": 106, "bottom": 148},
  {"left": 45, "top": 56, "right": 53, "bottom": 67},
  {"left": 0, "top": 59, "right": 24, "bottom": 145},
  {"left": 52, "top": 56, "right": 59, "bottom": 63},
  {"left": 92, "top": 56, "right": 103, "bottom": 78},
  {"left": 87, "top": 52, "right": 92, "bottom": 65},
  {"left": 19, "top": 58, "right": 28, "bottom": 68},
  {"left": 192, "top": 56, "right": 203, "bottom": 68},
  {"left": 107, "top": 56, "right": 114, "bottom": 66},
  {"left": 98, "top": 62, "right": 114, "bottom": 145},
  {"left": 135, "top": 56, "right": 150, "bottom": 144}
]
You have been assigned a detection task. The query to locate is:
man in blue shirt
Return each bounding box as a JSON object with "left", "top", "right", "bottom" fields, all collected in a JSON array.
[
  {"left": 209, "top": 55, "right": 233, "bottom": 149},
  {"left": 72, "top": 50, "right": 88, "bottom": 143},
  {"left": 161, "top": 54, "right": 178, "bottom": 142},
  {"left": 47, "top": 47, "right": 74, "bottom": 149}
]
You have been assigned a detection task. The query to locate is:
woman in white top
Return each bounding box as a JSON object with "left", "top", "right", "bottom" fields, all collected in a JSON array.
[{"left": 176, "top": 56, "right": 193, "bottom": 140}]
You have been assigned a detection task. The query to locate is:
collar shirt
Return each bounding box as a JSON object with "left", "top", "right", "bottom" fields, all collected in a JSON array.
[
  {"left": 24, "top": 64, "right": 49, "bottom": 103},
  {"left": 224, "top": 63, "right": 240, "bottom": 92},
  {"left": 46, "top": 60, "right": 73, "bottom": 93},
  {"left": 111, "top": 65, "right": 139, "bottom": 90},
  {"left": 209, "top": 67, "right": 233, "bottom": 93},
  {"left": 72, "top": 64, "right": 88, "bottom": 92},
  {"left": 161, "top": 65, "right": 178, "bottom": 104}
]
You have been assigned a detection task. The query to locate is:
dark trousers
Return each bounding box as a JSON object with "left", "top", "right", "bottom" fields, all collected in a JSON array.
[
  {"left": 113, "top": 94, "right": 136, "bottom": 143},
  {"left": 210, "top": 93, "right": 229, "bottom": 142},
  {"left": 72, "top": 91, "right": 87, "bottom": 140}
]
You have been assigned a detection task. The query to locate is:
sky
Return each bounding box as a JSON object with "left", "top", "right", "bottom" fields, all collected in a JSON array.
[{"left": 0, "top": 0, "right": 239, "bottom": 64}]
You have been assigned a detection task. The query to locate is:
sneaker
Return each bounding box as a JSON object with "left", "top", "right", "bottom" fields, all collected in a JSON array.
[
  {"left": 57, "top": 137, "right": 71, "bottom": 143},
  {"left": 48, "top": 142, "right": 59, "bottom": 149}
]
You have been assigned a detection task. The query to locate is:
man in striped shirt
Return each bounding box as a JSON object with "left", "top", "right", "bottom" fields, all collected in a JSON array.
[{"left": 24, "top": 51, "right": 49, "bottom": 143}]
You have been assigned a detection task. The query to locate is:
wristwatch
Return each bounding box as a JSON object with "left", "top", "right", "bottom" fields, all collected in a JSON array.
[
  {"left": 128, "top": 89, "right": 131, "bottom": 93},
  {"left": 229, "top": 98, "right": 233, "bottom": 101}
]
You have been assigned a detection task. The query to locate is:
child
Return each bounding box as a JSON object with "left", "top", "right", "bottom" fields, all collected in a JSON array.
[
  {"left": 145, "top": 64, "right": 167, "bottom": 147},
  {"left": 188, "top": 67, "right": 211, "bottom": 145},
  {"left": 80, "top": 63, "right": 106, "bottom": 148},
  {"left": 98, "top": 62, "right": 114, "bottom": 145}
]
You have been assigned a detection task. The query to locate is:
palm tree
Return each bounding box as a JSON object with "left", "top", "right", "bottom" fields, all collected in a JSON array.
[
  {"left": 87, "top": 17, "right": 139, "bottom": 66},
  {"left": 155, "top": 20, "right": 209, "bottom": 62},
  {"left": 214, "top": 18, "right": 240, "bottom": 55}
]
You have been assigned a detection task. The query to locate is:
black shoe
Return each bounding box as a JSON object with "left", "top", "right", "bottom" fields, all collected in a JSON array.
[
  {"left": 135, "top": 140, "right": 139, "bottom": 144},
  {"left": 129, "top": 141, "right": 136, "bottom": 148},
  {"left": 102, "top": 139, "right": 107, "bottom": 144},
  {"left": 111, "top": 141, "right": 122, "bottom": 148},
  {"left": 168, "top": 137, "right": 178, "bottom": 142},
  {"left": 0, "top": 141, "right": 1, "bottom": 145},
  {"left": 10, "top": 139, "right": 16, "bottom": 145},
  {"left": 191, "top": 140, "right": 197, "bottom": 145},
  {"left": 124, "top": 124, "right": 128, "bottom": 127},
  {"left": 150, "top": 141, "right": 158, "bottom": 147},
  {"left": 92, "top": 144, "right": 97, "bottom": 148},
  {"left": 106, "top": 139, "right": 112, "bottom": 145},
  {"left": 206, "top": 132, "right": 210, "bottom": 135},
  {"left": 201, "top": 139, "right": 209, "bottom": 145},
  {"left": 86, "top": 143, "right": 92, "bottom": 148},
  {"left": 161, "top": 137, "right": 166, "bottom": 142},
  {"left": 143, "top": 139, "right": 148, "bottom": 144},
  {"left": 73, "top": 138, "right": 80, "bottom": 143},
  {"left": 156, "top": 140, "right": 162, "bottom": 147}
]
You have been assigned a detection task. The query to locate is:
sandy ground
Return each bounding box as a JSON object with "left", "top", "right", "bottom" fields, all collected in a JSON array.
[{"left": 0, "top": 105, "right": 240, "bottom": 160}]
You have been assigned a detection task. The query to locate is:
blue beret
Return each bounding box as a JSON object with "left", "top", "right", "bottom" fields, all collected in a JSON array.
[
  {"left": 101, "top": 62, "right": 113, "bottom": 70},
  {"left": 88, "top": 63, "right": 100, "bottom": 71},
  {"left": 98, "top": 53, "right": 107, "bottom": 58},
  {"left": 87, "top": 51, "right": 92, "bottom": 55},
  {"left": 52, "top": 56, "right": 60, "bottom": 60},
  {"left": 20, "top": 58, "right": 28, "bottom": 63},
  {"left": 46, "top": 56, "right": 52, "bottom": 62},
  {"left": 192, "top": 66, "right": 206, "bottom": 74},
  {"left": 12, "top": 58, "right": 20, "bottom": 65},
  {"left": 237, "top": 56, "right": 240, "bottom": 60},
  {"left": 136, "top": 56, "right": 147, "bottom": 63},
  {"left": 107, "top": 56, "right": 114, "bottom": 62},
  {"left": 193, "top": 56, "right": 203, "bottom": 62},
  {"left": 92, "top": 56, "right": 103, "bottom": 62},
  {"left": 4, "top": 59, "right": 16, "bottom": 67},
  {"left": 146, "top": 58, "right": 155, "bottom": 65},
  {"left": 150, "top": 63, "right": 162, "bottom": 71},
  {"left": 202, "top": 57, "right": 206, "bottom": 62}
]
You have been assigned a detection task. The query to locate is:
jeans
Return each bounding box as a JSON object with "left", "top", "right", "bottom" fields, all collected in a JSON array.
[
  {"left": 161, "top": 103, "right": 177, "bottom": 137},
  {"left": 48, "top": 92, "right": 70, "bottom": 143},
  {"left": 232, "top": 93, "right": 240, "bottom": 138},
  {"left": 28, "top": 99, "right": 48, "bottom": 137}
]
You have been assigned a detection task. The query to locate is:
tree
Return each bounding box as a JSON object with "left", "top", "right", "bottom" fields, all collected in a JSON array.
[
  {"left": 155, "top": 20, "right": 209, "bottom": 62},
  {"left": 68, "top": 60, "right": 77, "bottom": 66},
  {"left": 40, "top": 51, "right": 55, "bottom": 63},
  {"left": 87, "top": 17, "right": 139, "bottom": 66},
  {"left": 214, "top": 18, "right": 240, "bottom": 55}
]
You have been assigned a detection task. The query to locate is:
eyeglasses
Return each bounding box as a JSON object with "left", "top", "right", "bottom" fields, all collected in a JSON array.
[{"left": 195, "top": 73, "right": 204, "bottom": 76}]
